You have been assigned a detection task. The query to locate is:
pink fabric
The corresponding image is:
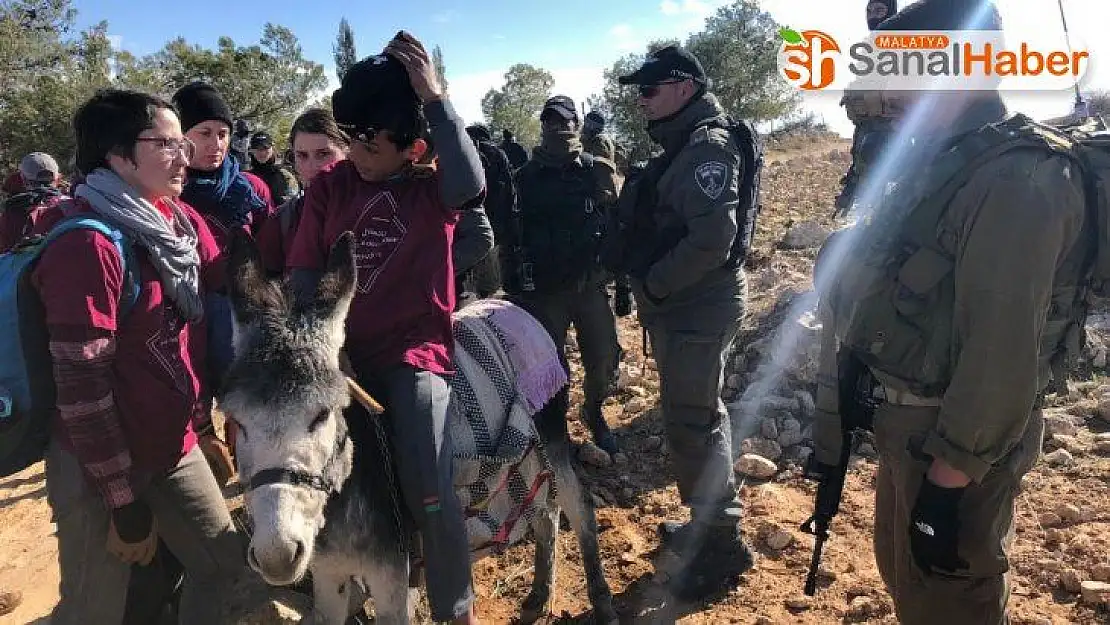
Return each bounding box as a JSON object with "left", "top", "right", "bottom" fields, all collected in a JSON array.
[{"left": 458, "top": 299, "right": 567, "bottom": 415}]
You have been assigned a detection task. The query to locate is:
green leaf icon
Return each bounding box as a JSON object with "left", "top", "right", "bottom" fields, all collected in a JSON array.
[{"left": 780, "top": 27, "right": 803, "bottom": 45}]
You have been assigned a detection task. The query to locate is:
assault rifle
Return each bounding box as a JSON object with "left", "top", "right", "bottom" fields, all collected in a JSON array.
[{"left": 800, "top": 347, "right": 878, "bottom": 596}]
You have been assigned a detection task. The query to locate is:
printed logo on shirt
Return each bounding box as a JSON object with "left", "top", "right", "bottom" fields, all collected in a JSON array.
[
  {"left": 352, "top": 191, "right": 408, "bottom": 294},
  {"left": 146, "top": 304, "right": 191, "bottom": 395}
]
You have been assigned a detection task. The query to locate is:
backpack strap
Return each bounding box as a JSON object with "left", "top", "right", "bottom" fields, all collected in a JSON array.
[{"left": 40, "top": 216, "right": 141, "bottom": 315}]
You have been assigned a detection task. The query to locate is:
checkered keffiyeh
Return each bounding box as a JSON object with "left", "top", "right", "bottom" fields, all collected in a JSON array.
[{"left": 448, "top": 299, "right": 566, "bottom": 553}]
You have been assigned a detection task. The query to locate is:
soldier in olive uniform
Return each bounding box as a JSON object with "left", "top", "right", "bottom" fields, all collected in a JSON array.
[
  {"left": 607, "top": 45, "right": 758, "bottom": 601},
  {"left": 582, "top": 111, "right": 617, "bottom": 162},
  {"left": 811, "top": 2, "right": 1091, "bottom": 623}
]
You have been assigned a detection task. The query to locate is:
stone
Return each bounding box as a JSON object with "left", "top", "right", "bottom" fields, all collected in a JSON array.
[
  {"left": 1097, "top": 432, "right": 1110, "bottom": 442},
  {"left": 1080, "top": 580, "right": 1110, "bottom": 605},
  {"left": 846, "top": 595, "right": 878, "bottom": 620},
  {"left": 741, "top": 437, "right": 783, "bottom": 461},
  {"left": 1044, "top": 411, "right": 1081, "bottom": 438},
  {"left": 760, "top": 417, "right": 779, "bottom": 441},
  {"left": 1056, "top": 503, "right": 1082, "bottom": 524},
  {"left": 1050, "top": 434, "right": 1083, "bottom": 454},
  {"left": 754, "top": 617, "right": 774, "bottom": 625},
  {"left": 238, "top": 595, "right": 310, "bottom": 625},
  {"left": 1092, "top": 564, "right": 1110, "bottom": 583},
  {"left": 781, "top": 220, "right": 831, "bottom": 250},
  {"left": 765, "top": 527, "right": 795, "bottom": 551},
  {"left": 817, "top": 566, "right": 838, "bottom": 582},
  {"left": 579, "top": 443, "right": 612, "bottom": 468},
  {"left": 795, "top": 390, "right": 816, "bottom": 419},
  {"left": 1039, "top": 513, "right": 1062, "bottom": 528},
  {"left": 1043, "top": 449, "right": 1075, "bottom": 467},
  {"left": 1061, "top": 569, "right": 1084, "bottom": 593},
  {"left": 778, "top": 419, "right": 805, "bottom": 448},
  {"left": 726, "top": 374, "right": 743, "bottom": 391},
  {"left": 623, "top": 397, "right": 650, "bottom": 416},
  {"left": 0, "top": 590, "right": 22, "bottom": 618},
  {"left": 626, "top": 385, "right": 648, "bottom": 398},
  {"left": 735, "top": 454, "right": 778, "bottom": 480},
  {"left": 793, "top": 446, "right": 814, "bottom": 466},
  {"left": 784, "top": 595, "right": 813, "bottom": 611},
  {"left": 1096, "top": 440, "right": 1110, "bottom": 455}
]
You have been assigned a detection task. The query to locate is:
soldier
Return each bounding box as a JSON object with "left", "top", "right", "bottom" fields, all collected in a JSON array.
[
  {"left": 606, "top": 44, "right": 763, "bottom": 600},
  {"left": 503, "top": 95, "right": 623, "bottom": 455},
  {"left": 581, "top": 111, "right": 617, "bottom": 162},
  {"left": 810, "top": 1, "right": 1090, "bottom": 623},
  {"left": 834, "top": 0, "right": 899, "bottom": 214}
]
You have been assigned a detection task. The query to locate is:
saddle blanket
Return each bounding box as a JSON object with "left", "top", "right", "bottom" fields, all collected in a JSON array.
[{"left": 448, "top": 299, "right": 567, "bottom": 553}]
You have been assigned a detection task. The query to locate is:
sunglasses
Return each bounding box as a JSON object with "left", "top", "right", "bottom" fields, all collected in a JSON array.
[
  {"left": 135, "top": 137, "right": 196, "bottom": 161},
  {"left": 638, "top": 80, "right": 683, "bottom": 99},
  {"left": 338, "top": 124, "right": 381, "bottom": 147}
]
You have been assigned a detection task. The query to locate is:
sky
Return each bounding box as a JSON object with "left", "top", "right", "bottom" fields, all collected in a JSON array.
[{"left": 75, "top": 0, "right": 1110, "bottom": 138}]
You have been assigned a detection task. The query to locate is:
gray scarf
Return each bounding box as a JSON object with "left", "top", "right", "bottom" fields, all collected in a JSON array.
[{"left": 76, "top": 169, "right": 204, "bottom": 322}]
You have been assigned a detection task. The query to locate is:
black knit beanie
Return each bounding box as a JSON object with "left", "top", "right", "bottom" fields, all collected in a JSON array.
[
  {"left": 172, "top": 81, "right": 234, "bottom": 132},
  {"left": 331, "top": 53, "right": 422, "bottom": 139},
  {"left": 875, "top": 0, "right": 1002, "bottom": 31}
]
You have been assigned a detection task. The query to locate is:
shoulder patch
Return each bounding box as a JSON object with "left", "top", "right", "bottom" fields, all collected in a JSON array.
[{"left": 694, "top": 161, "right": 730, "bottom": 200}]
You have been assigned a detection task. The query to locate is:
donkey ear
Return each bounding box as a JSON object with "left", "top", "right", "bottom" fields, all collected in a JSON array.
[
  {"left": 227, "top": 229, "right": 285, "bottom": 324},
  {"left": 312, "top": 231, "right": 357, "bottom": 322}
]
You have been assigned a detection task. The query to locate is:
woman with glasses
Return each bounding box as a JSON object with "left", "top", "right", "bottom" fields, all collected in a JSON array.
[
  {"left": 171, "top": 82, "right": 273, "bottom": 445},
  {"left": 32, "top": 88, "right": 244, "bottom": 625}
]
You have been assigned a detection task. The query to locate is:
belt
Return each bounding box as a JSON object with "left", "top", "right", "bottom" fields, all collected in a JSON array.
[{"left": 876, "top": 384, "right": 942, "bottom": 408}]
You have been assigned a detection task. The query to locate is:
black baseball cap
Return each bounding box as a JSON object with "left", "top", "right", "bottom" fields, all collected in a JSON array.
[
  {"left": 541, "top": 95, "right": 578, "bottom": 122},
  {"left": 250, "top": 132, "right": 274, "bottom": 150},
  {"left": 618, "top": 45, "right": 708, "bottom": 86}
]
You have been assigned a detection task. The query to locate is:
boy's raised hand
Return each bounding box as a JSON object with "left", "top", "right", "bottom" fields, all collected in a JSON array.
[{"left": 385, "top": 31, "right": 443, "bottom": 104}]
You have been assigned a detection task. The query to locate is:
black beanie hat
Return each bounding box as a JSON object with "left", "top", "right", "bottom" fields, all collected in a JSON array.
[
  {"left": 875, "top": 0, "right": 1002, "bottom": 31},
  {"left": 331, "top": 53, "right": 422, "bottom": 136},
  {"left": 172, "top": 81, "right": 235, "bottom": 132}
]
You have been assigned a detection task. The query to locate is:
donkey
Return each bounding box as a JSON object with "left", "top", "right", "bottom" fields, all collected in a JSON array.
[{"left": 218, "top": 231, "right": 617, "bottom": 624}]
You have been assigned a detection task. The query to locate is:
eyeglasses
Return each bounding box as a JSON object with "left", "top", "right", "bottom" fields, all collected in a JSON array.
[
  {"left": 136, "top": 137, "right": 195, "bottom": 161},
  {"left": 337, "top": 124, "right": 381, "bottom": 147},
  {"left": 638, "top": 81, "right": 683, "bottom": 99}
]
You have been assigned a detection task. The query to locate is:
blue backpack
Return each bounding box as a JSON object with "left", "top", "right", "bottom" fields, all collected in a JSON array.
[{"left": 0, "top": 215, "right": 139, "bottom": 477}]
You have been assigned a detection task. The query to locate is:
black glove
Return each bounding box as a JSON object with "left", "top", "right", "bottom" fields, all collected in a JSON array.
[
  {"left": 112, "top": 499, "right": 155, "bottom": 544},
  {"left": 909, "top": 478, "right": 969, "bottom": 575}
]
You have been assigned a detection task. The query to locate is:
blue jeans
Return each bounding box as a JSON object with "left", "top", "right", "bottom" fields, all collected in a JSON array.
[{"left": 204, "top": 292, "right": 235, "bottom": 388}]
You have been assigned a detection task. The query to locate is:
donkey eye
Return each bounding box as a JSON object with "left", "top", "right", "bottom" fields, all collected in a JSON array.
[{"left": 309, "top": 409, "right": 330, "bottom": 432}]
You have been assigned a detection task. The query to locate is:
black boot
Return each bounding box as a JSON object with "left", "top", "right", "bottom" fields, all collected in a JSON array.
[
  {"left": 582, "top": 404, "right": 619, "bottom": 456},
  {"left": 656, "top": 520, "right": 754, "bottom": 602}
]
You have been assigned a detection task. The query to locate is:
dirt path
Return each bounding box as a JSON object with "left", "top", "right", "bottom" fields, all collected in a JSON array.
[{"left": 2, "top": 137, "right": 1107, "bottom": 624}]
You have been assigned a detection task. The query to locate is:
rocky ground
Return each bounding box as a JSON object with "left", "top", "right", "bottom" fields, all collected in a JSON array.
[{"left": 2, "top": 132, "right": 1109, "bottom": 624}]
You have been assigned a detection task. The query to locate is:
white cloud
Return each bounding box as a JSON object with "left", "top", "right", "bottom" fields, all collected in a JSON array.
[
  {"left": 431, "top": 10, "right": 459, "bottom": 24},
  {"left": 660, "top": 0, "right": 714, "bottom": 18},
  {"left": 608, "top": 23, "right": 639, "bottom": 52}
]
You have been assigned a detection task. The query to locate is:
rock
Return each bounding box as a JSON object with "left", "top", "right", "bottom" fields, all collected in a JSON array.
[
  {"left": 846, "top": 595, "right": 879, "bottom": 620},
  {"left": 725, "top": 374, "right": 743, "bottom": 391},
  {"left": 1096, "top": 440, "right": 1110, "bottom": 455},
  {"left": 741, "top": 437, "right": 783, "bottom": 461},
  {"left": 754, "top": 617, "right": 774, "bottom": 625},
  {"left": 784, "top": 595, "right": 813, "bottom": 611},
  {"left": 817, "top": 566, "right": 838, "bottom": 582},
  {"left": 1097, "top": 432, "right": 1110, "bottom": 442},
  {"left": 795, "top": 390, "right": 816, "bottom": 419},
  {"left": 778, "top": 419, "right": 805, "bottom": 448},
  {"left": 762, "top": 395, "right": 800, "bottom": 416},
  {"left": 623, "top": 397, "right": 650, "bottom": 416},
  {"left": 0, "top": 590, "right": 22, "bottom": 617},
  {"left": 1080, "top": 580, "right": 1110, "bottom": 605},
  {"left": 857, "top": 442, "right": 877, "bottom": 458},
  {"left": 1050, "top": 434, "right": 1083, "bottom": 454},
  {"left": 760, "top": 417, "right": 779, "bottom": 441},
  {"left": 1056, "top": 503, "right": 1082, "bottom": 524},
  {"left": 1044, "top": 411, "right": 1081, "bottom": 437},
  {"left": 579, "top": 443, "right": 612, "bottom": 468},
  {"left": 1097, "top": 395, "right": 1110, "bottom": 422},
  {"left": 765, "top": 527, "right": 795, "bottom": 551},
  {"left": 238, "top": 596, "right": 309, "bottom": 624},
  {"left": 1043, "top": 449, "right": 1075, "bottom": 467},
  {"left": 1061, "top": 569, "right": 1084, "bottom": 593},
  {"left": 642, "top": 435, "right": 664, "bottom": 451},
  {"left": 626, "top": 385, "right": 648, "bottom": 398},
  {"left": 1039, "top": 512, "right": 1062, "bottom": 528},
  {"left": 793, "top": 446, "right": 814, "bottom": 466},
  {"left": 1093, "top": 564, "right": 1110, "bottom": 583},
  {"left": 781, "top": 220, "right": 830, "bottom": 250},
  {"left": 736, "top": 454, "right": 778, "bottom": 480}
]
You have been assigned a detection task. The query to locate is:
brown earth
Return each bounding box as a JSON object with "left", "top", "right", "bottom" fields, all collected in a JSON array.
[{"left": 3, "top": 132, "right": 1109, "bottom": 624}]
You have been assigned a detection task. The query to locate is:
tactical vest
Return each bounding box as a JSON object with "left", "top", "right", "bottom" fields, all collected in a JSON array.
[
  {"left": 506, "top": 153, "right": 605, "bottom": 293},
  {"left": 820, "top": 112, "right": 1108, "bottom": 397},
  {"left": 602, "top": 117, "right": 764, "bottom": 279}
]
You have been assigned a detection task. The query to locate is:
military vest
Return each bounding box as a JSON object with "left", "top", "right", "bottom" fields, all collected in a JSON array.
[{"left": 819, "top": 112, "right": 1110, "bottom": 397}]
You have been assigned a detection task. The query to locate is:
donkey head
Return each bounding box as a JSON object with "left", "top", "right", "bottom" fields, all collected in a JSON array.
[{"left": 218, "top": 230, "right": 356, "bottom": 586}]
